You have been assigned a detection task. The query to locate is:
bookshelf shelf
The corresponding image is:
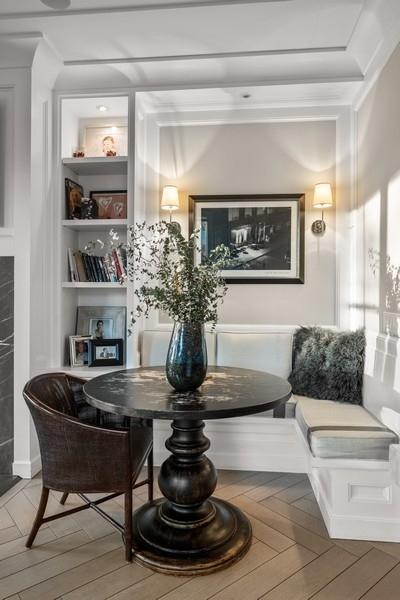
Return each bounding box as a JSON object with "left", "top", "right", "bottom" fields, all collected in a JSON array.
[
  {"left": 62, "top": 219, "right": 128, "bottom": 232},
  {"left": 62, "top": 282, "right": 127, "bottom": 289},
  {"left": 62, "top": 156, "right": 128, "bottom": 175}
]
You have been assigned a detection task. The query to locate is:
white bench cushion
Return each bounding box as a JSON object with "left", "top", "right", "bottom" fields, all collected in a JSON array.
[
  {"left": 141, "top": 330, "right": 216, "bottom": 367},
  {"left": 296, "top": 397, "right": 398, "bottom": 460}
]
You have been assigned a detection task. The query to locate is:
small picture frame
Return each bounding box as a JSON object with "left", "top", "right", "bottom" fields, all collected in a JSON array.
[
  {"left": 88, "top": 338, "right": 124, "bottom": 367},
  {"left": 89, "top": 190, "right": 127, "bottom": 219},
  {"left": 84, "top": 125, "right": 128, "bottom": 157},
  {"left": 65, "top": 178, "right": 84, "bottom": 219},
  {"left": 69, "top": 335, "right": 91, "bottom": 367},
  {"left": 75, "top": 306, "right": 126, "bottom": 341}
]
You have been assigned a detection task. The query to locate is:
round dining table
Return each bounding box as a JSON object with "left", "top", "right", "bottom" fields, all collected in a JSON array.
[{"left": 84, "top": 366, "right": 291, "bottom": 575}]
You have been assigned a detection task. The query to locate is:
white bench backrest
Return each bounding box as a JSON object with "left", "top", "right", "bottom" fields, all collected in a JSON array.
[
  {"left": 216, "top": 332, "right": 293, "bottom": 379},
  {"left": 141, "top": 330, "right": 217, "bottom": 367}
]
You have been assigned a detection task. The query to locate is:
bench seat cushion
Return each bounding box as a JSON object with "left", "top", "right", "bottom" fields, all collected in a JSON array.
[{"left": 296, "top": 397, "right": 398, "bottom": 460}]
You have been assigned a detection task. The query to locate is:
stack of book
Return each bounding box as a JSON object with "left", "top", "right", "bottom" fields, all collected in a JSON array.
[{"left": 68, "top": 248, "right": 127, "bottom": 283}]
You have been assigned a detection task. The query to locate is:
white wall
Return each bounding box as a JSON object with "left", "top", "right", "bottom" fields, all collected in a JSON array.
[
  {"left": 159, "top": 120, "right": 337, "bottom": 325},
  {"left": 356, "top": 43, "right": 400, "bottom": 416}
]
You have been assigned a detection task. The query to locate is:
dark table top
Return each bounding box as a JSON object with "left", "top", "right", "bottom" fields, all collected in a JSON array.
[{"left": 84, "top": 366, "right": 292, "bottom": 421}]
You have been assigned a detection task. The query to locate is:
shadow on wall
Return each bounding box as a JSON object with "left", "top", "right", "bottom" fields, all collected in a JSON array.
[{"left": 361, "top": 251, "right": 400, "bottom": 414}]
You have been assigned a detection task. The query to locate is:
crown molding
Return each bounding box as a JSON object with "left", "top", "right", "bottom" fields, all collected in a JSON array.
[
  {"left": 0, "top": 0, "right": 293, "bottom": 20},
  {"left": 64, "top": 45, "right": 347, "bottom": 67}
]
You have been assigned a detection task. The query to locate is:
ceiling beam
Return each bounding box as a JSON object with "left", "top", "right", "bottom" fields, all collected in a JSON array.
[
  {"left": 64, "top": 46, "right": 347, "bottom": 67},
  {"left": 0, "top": 0, "right": 294, "bottom": 20}
]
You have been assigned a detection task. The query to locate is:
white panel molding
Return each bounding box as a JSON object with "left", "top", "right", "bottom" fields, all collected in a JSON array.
[
  {"left": 64, "top": 46, "right": 347, "bottom": 67},
  {"left": 0, "top": 0, "right": 296, "bottom": 21}
]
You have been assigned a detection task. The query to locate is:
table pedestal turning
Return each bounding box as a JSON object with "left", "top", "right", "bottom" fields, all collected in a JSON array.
[{"left": 132, "top": 419, "right": 252, "bottom": 575}]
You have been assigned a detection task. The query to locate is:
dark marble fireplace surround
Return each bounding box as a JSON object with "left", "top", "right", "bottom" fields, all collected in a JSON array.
[{"left": 0, "top": 257, "right": 17, "bottom": 496}]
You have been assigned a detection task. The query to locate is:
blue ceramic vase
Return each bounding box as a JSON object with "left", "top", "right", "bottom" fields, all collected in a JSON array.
[{"left": 166, "top": 322, "right": 208, "bottom": 392}]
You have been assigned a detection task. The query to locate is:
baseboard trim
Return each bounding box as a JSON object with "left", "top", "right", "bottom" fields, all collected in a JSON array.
[{"left": 13, "top": 455, "right": 41, "bottom": 479}]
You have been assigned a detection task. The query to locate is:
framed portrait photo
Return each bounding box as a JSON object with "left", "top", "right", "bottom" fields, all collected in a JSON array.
[
  {"left": 75, "top": 306, "right": 127, "bottom": 341},
  {"left": 189, "top": 194, "right": 305, "bottom": 284},
  {"left": 84, "top": 125, "right": 128, "bottom": 157},
  {"left": 88, "top": 338, "right": 124, "bottom": 367},
  {"left": 65, "top": 178, "right": 84, "bottom": 219},
  {"left": 69, "top": 335, "right": 91, "bottom": 367},
  {"left": 89, "top": 190, "right": 127, "bottom": 219}
]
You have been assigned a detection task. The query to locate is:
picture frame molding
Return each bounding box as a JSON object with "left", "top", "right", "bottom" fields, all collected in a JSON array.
[{"left": 189, "top": 193, "right": 305, "bottom": 284}]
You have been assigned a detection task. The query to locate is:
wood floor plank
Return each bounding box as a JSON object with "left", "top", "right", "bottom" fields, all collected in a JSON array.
[
  {"left": 214, "top": 472, "right": 284, "bottom": 501},
  {"left": 310, "top": 548, "right": 399, "bottom": 600},
  {"left": 0, "top": 479, "right": 29, "bottom": 509},
  {"left": 59, "top": 557, "right": 152, "bottom": 600},
  {"left": 262, "top": 496, "right": 329, "bottom": 538},
  {"left": 274, "top": 479, "right": 313, "bottom": 504},
  {"left": 106, "top": 572, "right": 192, "bottom": 600},
  {"left": 0, "top": 533, "right": 120, "bottom": 600},
  {"left": 372, "top": 541, "right": 400, "bottom": 560},
  {"left": 0, "top": 528, "right": 56, "bottom": 562},
  {"left": 4, "top": 492, "right": 43, "bottom": 537},
  {"left": 292, "top": 496, "right": 324, "bottom": 520},
  {"left": 210, "top": 544, "right": 316, "bottom": 600},
  {"left": 69, "top": 506, "right": 118, "bottom": 540},
  {"left": 0, "top": 530, "right": 92, "bottom": 580},
  {"left": 20, "top": 548, "right": 149, "bottom": 600},
  {"left": 244, "top": 474, "right": 306, "bottom": 502},
  {"left": 0, "top": 526, "right": 22, "bottom": 545},
  {"left": 0, "top": 507, "right": 14, "bottom": 530},
  {"left": 159, "top": 541, "right": 276, "bottom": 600},
  {"left": 216, "top": 470, "right": 257, "bottom": 488},
  {"left": 260, "top": 545, "right": 358, "bottom": 600},
  {"left": 332, "top": 538, "right": 374, "bottom": 558},
  {"left": 233, "top": 495, "right": 332, "bottom": 555},
  {"left": 248, "top": 515, "right": 295, "bottom": 552},
  {"left": 361, "top": 562, "right": 400, "bottom": 599}
]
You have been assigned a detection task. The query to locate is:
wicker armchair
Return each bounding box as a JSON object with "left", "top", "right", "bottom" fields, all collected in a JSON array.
[{"left": 23, "top": 372, "right": 153, "bottom": 562}]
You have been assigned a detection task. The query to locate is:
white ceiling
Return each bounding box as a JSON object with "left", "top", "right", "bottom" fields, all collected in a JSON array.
[{"left": 0, "top": 0, "right": 399, "bottom": 107}]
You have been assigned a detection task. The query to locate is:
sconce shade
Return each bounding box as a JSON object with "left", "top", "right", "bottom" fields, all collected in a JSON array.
[
  {"left": 313, "top": 183, "right": 333, "bottom": 209},
  {"left": 161, "top": 186, "right": 179, "bottom": 211}
]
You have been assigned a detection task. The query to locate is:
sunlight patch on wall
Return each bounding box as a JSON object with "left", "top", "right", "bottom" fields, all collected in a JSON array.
[{"left": 364, "top": 190, "right": 380, "bottom": 333}]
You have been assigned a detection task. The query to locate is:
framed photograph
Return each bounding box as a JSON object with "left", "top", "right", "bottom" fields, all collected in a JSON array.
[
  {"left": 75, "top": 306, "right": 126, "bottom": 340},
  {"left": 84, "top": 125, "right": 128, "bottom": 157},
  {"left": 88, "top": 338, "right": 124, "bottom": 367},
  {"left": 189, "top": 194, "right": 305, "bottom": 284},
  {"left": 65, "top": 178, "right": 84, "bottom": 219},
  {"left": 89, "top": 190, "right": 127, "bottom": 219},
  {"left": 69, "top": 335, "right": 91, "bottom": 367}
]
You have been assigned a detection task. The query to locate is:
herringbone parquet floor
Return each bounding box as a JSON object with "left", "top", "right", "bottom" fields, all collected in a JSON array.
[{"left": 0, "top": 469, "right": 399, "bottom": 599}]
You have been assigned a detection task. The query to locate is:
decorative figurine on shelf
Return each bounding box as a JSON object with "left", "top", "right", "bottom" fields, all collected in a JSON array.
[
  {"left": 102, "top": 135, "right": 117, "bottom": 157},
  {"left": 80, "top": 197, "right": 99, "bottom": 220},
  {"left": 72, "top": 147, "right": 85, "bottom": 158}
]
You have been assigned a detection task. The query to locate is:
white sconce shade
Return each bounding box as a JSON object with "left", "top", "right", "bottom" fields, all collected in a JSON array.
[
  {"left": 313, "top": 183, "right": 333, "bottom": 209},
  {"left": 161, "top": 186, "right": 180, "bottom": 212}
]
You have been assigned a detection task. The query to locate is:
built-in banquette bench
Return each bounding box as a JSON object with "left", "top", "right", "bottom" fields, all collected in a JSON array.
[{"left": 141, "top": 329, "right": 400, "bottom": 543}]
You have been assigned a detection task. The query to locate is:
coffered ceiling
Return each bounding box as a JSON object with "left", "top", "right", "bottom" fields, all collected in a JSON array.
[{"left": 0, "top": 0, "right": 399, "bottom": 104}]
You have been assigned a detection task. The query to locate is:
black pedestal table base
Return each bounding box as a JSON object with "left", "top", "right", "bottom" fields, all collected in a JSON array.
[{"left": 131, "top": 419, "right": 252, "bottom": 575}]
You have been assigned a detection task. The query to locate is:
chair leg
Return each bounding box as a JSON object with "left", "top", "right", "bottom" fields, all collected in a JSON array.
[
  {"left": 26, "top": 486, "right": 49, "bottom": 548},
  {"left": 124, "top": 489, "right": 133, "bottom": 562},
  {"left": 147, "top": 447, "right": 154, "bottom": 502},
  {"left": 60, "top": 492, "right": 69, "bottom": 505}
]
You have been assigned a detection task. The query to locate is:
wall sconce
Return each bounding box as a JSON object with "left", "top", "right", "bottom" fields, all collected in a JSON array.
[
  {"left": 161, "top": 185, "right": 180, "bottom": 223},
  {"left": 311, "top": 183, "right": 333, "bottom": 234}
]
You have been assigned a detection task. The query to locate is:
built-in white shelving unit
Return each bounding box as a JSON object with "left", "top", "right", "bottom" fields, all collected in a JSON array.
[
  {"left": 58, "top": 94, "right": 132, "bottom": 372},
  {"left": 62, "top": 219, "right": 128, "bottom": 231},
  {"left": 62, "top": 156, "right": 128, "bottom": 176}
]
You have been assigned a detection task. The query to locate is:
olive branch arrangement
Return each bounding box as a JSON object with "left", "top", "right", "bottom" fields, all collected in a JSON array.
[{"left": 89, "top": 222, "right": 230, "bottom": 331}]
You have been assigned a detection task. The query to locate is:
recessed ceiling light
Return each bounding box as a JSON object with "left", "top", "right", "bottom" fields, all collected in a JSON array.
[
  {"left": 40, "top": 0, "right": 71, "bottom": 9},
  {"left": 97, "top": 105, "right": 109, "bottom": 112},
  {"left": 242, "top": 93, "right": 252, "bottom": 99}
]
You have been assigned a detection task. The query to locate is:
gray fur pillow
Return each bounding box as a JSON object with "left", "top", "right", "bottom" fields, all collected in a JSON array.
[{"left": 288, "top": 327, "right": 365, "bottom": 404}]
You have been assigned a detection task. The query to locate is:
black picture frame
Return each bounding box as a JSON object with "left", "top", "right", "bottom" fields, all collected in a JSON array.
[
  {"left": 189, "top": 194, "right": 305, "bottom": 284},
  {"left": 88, "top": 338, "right": 124, "bottom": 367}
]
